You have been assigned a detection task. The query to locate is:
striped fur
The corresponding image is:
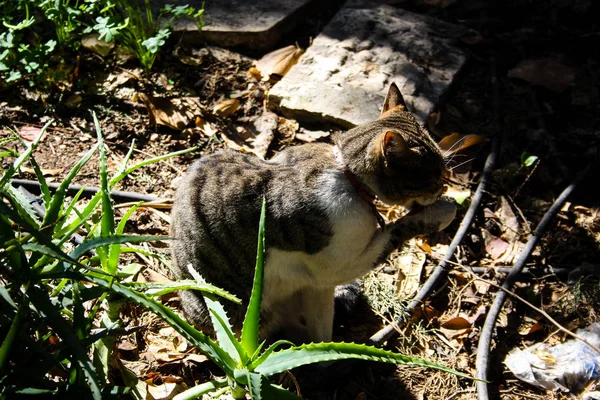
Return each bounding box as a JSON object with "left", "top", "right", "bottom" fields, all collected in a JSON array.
[{"left": 170, "top": 84, "right": 456, "bottom": 343}]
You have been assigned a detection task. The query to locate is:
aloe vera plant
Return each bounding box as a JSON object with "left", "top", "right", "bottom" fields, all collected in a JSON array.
[
  {"left": 171, "top": 199, "right": 474, "bottom": 400},
  {"left": 0, "top": 116, "right": 237, "bottom": 398}
]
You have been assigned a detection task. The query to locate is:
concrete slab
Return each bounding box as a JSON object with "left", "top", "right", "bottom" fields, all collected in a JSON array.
[
  {"left": 268, "top": 1, "right": 469, "bottom": 127},
  {"left": 171, "top": 0, "right": 322, "bottom": 51}
]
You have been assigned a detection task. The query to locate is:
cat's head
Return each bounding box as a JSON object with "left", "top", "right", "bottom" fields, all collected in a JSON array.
[{"left": 336, "top": 83, "right": 446, "bottom": 209}]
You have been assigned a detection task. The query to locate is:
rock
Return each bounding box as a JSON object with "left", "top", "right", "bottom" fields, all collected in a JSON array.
[
  {"left": 269, "top": 0, "right": 469, "bottom": 127},
  {"left": 171, "top": 0, "right": 322, "bottom": 51}
]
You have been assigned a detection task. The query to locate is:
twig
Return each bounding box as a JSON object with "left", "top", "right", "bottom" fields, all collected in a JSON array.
[
  {"left": 475, "top": 162, "right": 593, "bottom": 400},
  {"left": 369, "top": 58, "right": 501, "bottom": 346},
  {"left": 462, "top": 266, "right": 600, "bottom": 354}
]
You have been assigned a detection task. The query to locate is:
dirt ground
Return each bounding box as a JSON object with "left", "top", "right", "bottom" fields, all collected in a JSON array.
[{"left": 1, "top": 0, "right": 600, "bottom": 399}]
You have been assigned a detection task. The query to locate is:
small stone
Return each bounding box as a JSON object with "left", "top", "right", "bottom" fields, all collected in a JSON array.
[
  {"left": 172, "top": 0, "right": 322, "bottom": 51},
  {"left": 269, "top": 1, "right": 469, "bottom": 127}
]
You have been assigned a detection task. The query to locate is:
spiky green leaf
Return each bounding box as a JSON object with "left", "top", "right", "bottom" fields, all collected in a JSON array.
[
  {"left": 43, "top": 142, "right": 99, "bottom": 227},
  {"left": 172, "top": 378, "right": 228, "bottom": 400},
  {"left": 241, "top": 197, "right": 266, "bottom": 356},
  {"left": 253, "top": 342, "right": 473, "bottom": 379},
  {"left": 126, "top": 280, "right": 241, "bottom": 303}
]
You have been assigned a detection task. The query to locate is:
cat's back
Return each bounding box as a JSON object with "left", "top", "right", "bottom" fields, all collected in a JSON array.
[{"left": 171, "top": 144, "right": 336, "bottom": 280}]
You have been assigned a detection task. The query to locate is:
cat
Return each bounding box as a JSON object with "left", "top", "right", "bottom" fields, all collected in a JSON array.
[{"left": 170, "top": 83, "right": 456, "bottom": 343}]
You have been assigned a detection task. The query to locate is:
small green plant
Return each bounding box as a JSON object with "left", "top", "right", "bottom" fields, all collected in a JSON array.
[
  {"left": 521, "top": 152, "right": 539, "bottom": 168},
  {"left": 171, "top": 200, "right": 473, "bottom": 400},
  {"left": 0, "top": 1, "right": 58, "bottom": 84},
  {"left": 0, "top": 116, "right": 233, "bottom": 398},
  {"left": 94, "top": 0, "right": 204, "bottom": 70},
  {"left": 37, "top": 0, "right": 102, "bottom": 47}
]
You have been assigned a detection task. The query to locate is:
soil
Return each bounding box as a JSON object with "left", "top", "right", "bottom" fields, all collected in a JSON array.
[{"left": 1, "top": 0, "right": 600, "bottom": 399}]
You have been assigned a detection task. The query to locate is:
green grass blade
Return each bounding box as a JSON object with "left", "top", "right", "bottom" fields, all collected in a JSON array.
[
  {"left": 116, "top": 139, "right": 136, "bottom": 177},
  {"left": 5, "top": 185, "right": 41, "bottom": 228},
  {"left": 22, "top": 243, "right": 81, "bottom": 269},
  {"left": 26, "top": 154, "right": 51, "bottom": 205},
  {"left": 261, "top": 381, "right": 302, "bottom": 400},
  {"left": 116, "top": 202, "right": 143, "bottom": 235},
  {"left": 253, "top": 342, "right": 474, "bottom": 380},
  {"left": 185, "top": 266, "right": 245, "bottom": 363},
  {"left": 43, "top": 142, "right": 100, "bottom": 227},
  {"left": 69, "top": 234, "right": 165, "bottom": 261},
  {"left": 247, "top": 372, "right": 262, "bottom": 400},
  {"left": 109, "top": 147, "right": 197, "bottom": 187},
  {"left": 55, "top": 187, "right": 88, "bottom": 242},
  {"left": 0, "top": 292, "right": 28, "bottom": 373},
  {"left": 249, "top": 340, "right": 294, "bottom": 367},
  {"left": 0, "top": 121, "right": 51, "bottom": 187},
  {"left": 172, "top": 378, "right": 228, "bottom": 400},
  {"left": 208, "top": 305, "right": 247, "bottom": 364},
  {"left": 27, "top": 286, "right": 102, "bottom": 400},
  {"left": 125, "top": 280, "right": 241, "bottom": 303},
  {"left": 58, "top": 146, "right": 195, "bottom": 238},
  {"left": 241, "top": 197, "right": 266, "bottom": 357}
]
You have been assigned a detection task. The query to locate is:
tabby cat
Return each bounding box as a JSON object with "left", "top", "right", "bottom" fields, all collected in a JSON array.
[{"left": 170, "top": 84, "right": 456, "bottom": 343}]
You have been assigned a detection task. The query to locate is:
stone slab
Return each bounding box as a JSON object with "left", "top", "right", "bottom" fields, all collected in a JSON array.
[
  {"left": 171, "top": 0, "right": 321, "bottom": 51},
  {"left": 268, "top": 1, "right": 469, "bottom": 127}
]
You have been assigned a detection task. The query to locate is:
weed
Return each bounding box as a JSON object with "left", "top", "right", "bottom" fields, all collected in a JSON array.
[{"left": 94, "top": 0, "right": 204, "bottom": 70}]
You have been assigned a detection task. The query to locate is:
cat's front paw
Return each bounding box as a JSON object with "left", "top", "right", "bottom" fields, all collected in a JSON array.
[{"left": 393, "top": 196, "right": 457, "bottom": 239}]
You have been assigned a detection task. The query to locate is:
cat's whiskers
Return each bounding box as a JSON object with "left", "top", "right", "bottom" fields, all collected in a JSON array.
[
  {"left": 441, "top": 134, "right": 479, "bottom": 167},
  {"left": 447, "top": 157, "right": 476, "bottom": 171}
]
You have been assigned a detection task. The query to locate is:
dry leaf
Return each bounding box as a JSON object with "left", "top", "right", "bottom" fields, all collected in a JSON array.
[
  {"left": 81, "top": 33, "right": 114, "bottom": 57},
  {"left": 19, "top": 126, "right": 43, "bottom": 142},
  {"left": 220, "top": 112, "right": 277, "bottom": 159},
  {"left": 139, "top": 94, "right": 202, "bottom": 130},
  {"left": 146, "top": 382, "right": 180, "bottom": 400},
  {"left": 21, "top": 167, "right": 62, "bottom": 176},
  {"left": 485, "top": 236, "right": 510, "bottom": 260},
  {"left": 295, "top": 129, "right": 330, "bottom": 143},
  {"left": 254, "top": 45, "right": 304, "bottom": 81},
  {"left": 104, "top": 69, "right": 141, "bottom": 92},
  {"left": 185, "top": 353, "right": 209, "bottom": 364},
  {"left": 213, "top": 98, "right": 240, "bottom": 118},
  {"left": 439, "top": 132, "right": 486, "bottom": 155},
  {"left": 508, "top": 59, "right": 575, "bottom": 92},
  {"left": 441, "top": 316, "right": 472, "bottom": 330},
  {"left": 469, "top": 305, "right": 487, "bottom": 324},
  {"left": 497, "top": 196, "right": 520, "bottom": 242},
  {"left": 473, "top": 279, "right": 490, "bottom": 295},
  {"left": 416, "top": 239, "right": 432, "bottom": 253},
  {"left": 195, "top": 116, "right": 217, "bottom": 137},
  {"left": 140, "top": 268, "right": 173, "bottom": 284},
  {"left": 439, "top": 316, "right": 472, "bottom": 340},
  {"left": 395, "top": 242, "right": 426, "bottom": 299},
  {"left": 519, "top": 319, "right": 544, "bottom": 336}
]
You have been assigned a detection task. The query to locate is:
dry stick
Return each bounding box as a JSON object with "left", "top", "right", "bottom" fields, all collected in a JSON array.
[
  {"left": 475, "top": 163, "right": 593, "bottom": 400},
  {"left": 463, "top": 267, "right": 600, "bottom": 355},
  {"left": 466, "top": 266, "right": 569, "bottom": 275},
  {"left": 369, "top": 62, "right": 502, "bottom": 345}
]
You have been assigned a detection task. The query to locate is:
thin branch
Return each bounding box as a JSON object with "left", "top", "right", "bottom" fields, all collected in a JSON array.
[
  {"left": 475, "top": 162, "right": 593, "bottom": 400},
  {"left": 462, "top": 267, "right": 600, "bottom": 354},
  {"left": 369, "top": 58, "right": 501, "bottom": 346}
]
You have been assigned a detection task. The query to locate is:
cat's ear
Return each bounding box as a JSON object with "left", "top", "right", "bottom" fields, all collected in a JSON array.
[
  {"left": 382, "top": 83, "right": 407, "bottom": 114},
  {"left": 380, "top": 130, "right": 408, "bottom": 159}
]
